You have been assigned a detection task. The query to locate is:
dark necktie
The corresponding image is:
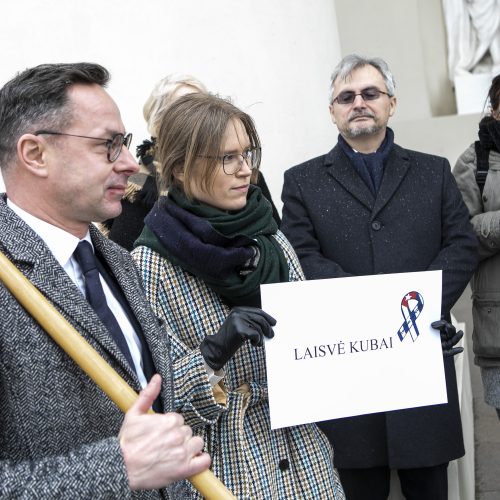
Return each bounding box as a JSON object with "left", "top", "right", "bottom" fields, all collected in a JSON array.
[{"left": 73, "top": 240, "right": 135, "bottom": 370}]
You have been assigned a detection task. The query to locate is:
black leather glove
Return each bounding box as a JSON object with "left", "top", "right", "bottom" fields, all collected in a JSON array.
[
  {"left": 431, "top": 319, "right": 464, "bottom": 358},
  {"left": 200, "top": 306, "right": 276, "bottom": 371}
]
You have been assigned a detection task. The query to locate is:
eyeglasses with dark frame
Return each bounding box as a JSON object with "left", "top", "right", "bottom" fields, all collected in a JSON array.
[
  {"left": 332, "top": 87, "right": 391, "bottom": 105},
  {"left": 199, "top": 147, "right": 261, "bottom": 175},
  {"left": 34, "top": 130, "right": 133, "bottom": 162}
]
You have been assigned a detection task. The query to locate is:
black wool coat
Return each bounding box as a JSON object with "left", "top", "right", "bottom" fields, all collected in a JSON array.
[{"left": 281, "top": 142, "right": 479, "bottom": 469}]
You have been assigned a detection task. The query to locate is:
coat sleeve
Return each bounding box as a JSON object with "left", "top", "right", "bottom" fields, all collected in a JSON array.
[
  {"left": 281, "top": 167, "right": 352, "bottom": 279},
  {"left": 169, "top": 338, "right": 227, "bottom": 428},
  {"left": 453, "top": 145, "right": 500, "bottom": 260},
  {"left": 257, "top": 171, "right": 281, "bottom": 226},
  {"left": 0, "top": 438, "right": 131, "bottom": 499},
  {"left": 131, "top": 246, "right": 226, "bottom": 429},
  {"left": 427, "top": 157, "right": 479, "bottom": 315}
]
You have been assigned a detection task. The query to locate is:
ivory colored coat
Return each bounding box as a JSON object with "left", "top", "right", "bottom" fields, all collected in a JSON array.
[{"left": 454, "top": 143, "right": 500, "bottom": 407}]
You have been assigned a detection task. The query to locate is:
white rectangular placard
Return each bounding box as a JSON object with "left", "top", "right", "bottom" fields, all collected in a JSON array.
[{"left": 261, "top": 270, "right": 446, "bottom": 429}]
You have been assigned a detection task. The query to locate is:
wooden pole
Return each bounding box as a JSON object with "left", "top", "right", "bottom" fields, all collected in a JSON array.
[{"left": 0, "top": 250, "right": 235, "bottom": 500}]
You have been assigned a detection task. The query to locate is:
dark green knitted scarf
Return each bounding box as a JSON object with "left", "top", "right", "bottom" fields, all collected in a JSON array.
[{"left": 135, "top": 185, "right": 289, "bottom": 307}]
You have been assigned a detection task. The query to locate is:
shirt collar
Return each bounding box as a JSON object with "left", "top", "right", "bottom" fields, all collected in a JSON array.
[{"left": 7, "top": 199, "right": 92, "bottom": 268}]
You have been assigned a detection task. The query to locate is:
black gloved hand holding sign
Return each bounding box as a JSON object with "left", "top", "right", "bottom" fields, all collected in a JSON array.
[
  {"left": 431, "top": 319, "right": 464, "bottom": 358},
  {"left": 200, "top": 306, "right": 276, "bottom": 371}
]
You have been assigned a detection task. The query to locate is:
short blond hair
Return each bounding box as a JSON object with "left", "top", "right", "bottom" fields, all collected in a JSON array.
[{"left": 143, "top": 74, "right": 207, "bottom": 137}]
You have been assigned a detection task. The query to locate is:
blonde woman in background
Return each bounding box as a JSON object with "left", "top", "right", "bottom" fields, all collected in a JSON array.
[
  {"left": 103, "top": 74, "right": 280, "bottom": 249},
  {"left": 102, "top": 75, "right": 206, "bottom": 249}
]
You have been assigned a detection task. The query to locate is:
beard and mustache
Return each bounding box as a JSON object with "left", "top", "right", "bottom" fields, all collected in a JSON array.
[{"left": 341, "top": 110, "right": 384, "bottom": 139}]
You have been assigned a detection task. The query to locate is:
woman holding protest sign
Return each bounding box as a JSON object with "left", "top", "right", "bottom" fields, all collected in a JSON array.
[{"left": 132, "top": 92, "right": 345, "bottom": 499}]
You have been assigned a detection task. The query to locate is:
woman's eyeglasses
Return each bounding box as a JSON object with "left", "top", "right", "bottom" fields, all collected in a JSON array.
[{"left": 199, "top": 147, "right": 261, "bottom": 175}]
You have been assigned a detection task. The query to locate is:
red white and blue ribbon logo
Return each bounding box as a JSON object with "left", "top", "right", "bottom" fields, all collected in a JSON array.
[{"left": 397, "top": 291, "right": 424, "bottom": 342}]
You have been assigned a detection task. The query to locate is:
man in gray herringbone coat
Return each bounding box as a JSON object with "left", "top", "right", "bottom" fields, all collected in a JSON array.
[{"left": 0, "top": 63, "right": 211, "bottom": 498}]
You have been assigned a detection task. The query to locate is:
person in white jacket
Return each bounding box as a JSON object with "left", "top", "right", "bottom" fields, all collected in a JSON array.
[{"left": 453, "top": 73, "right": 500, "bottom": 420}]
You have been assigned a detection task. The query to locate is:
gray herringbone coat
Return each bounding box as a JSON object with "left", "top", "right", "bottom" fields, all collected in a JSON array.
[{"left": 0, "top": 197, "right": 183, "bottom": 499}]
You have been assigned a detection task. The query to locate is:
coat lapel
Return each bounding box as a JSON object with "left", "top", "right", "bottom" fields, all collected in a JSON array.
[
  {"left": 0, "top": 200, "right": 139, "bottom": 387},
  {"left": 324, "top": 146, "right": 375, "bottom": 211},
  {"left": 91, "top": 225, "right": 173, "bottom": 402},
  {"left": 325, "top": 144, "right": 412, "bottom": 218},
  {"left": 372, "top": 145, "right": 411, "bottom": 219}
]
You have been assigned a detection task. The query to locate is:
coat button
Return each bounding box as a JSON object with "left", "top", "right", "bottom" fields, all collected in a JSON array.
[
  {"left": 371, "top": 221, "right": 382, "bottom": 231},
  {"left": 483, "top": 195, "right": 488, "bottom": 202},
  {"left": 279, "top": 458, "right": 289, "bottom": 471}
]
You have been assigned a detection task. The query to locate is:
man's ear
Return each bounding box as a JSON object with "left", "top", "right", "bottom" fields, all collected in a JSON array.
[
  {"left": 329, "top": 104, "right": 337, "bottom": 124},
  {"left": 17, "top": 134, "right": 49, "bottom": 178},
  {"left": 388, "top": 96, "right": 397, "bottom": 117}
]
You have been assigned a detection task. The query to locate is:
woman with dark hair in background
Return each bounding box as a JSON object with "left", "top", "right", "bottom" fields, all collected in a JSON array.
[
  {"left": 454, "top": 74, "right": 500, "bottom": 420},
  {"left": 132, "top": 92, "right": 345, "bottom": 499}
]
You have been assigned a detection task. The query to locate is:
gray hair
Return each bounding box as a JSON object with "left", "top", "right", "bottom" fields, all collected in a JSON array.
[
  {"left": 0, "top": 62, "right": 109, "bottom": 171},
  {"left": 329, "top": 54, "right": 396, "bottom": 104}
]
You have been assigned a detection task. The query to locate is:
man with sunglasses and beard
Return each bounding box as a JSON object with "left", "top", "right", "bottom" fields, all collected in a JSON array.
[{"left": 281, "top": 54, "right": 478, "bottom": 499}]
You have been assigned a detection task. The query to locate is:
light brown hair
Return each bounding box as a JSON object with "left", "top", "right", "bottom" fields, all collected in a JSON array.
[{"left": 156, "top": 93, "right": 261, "bottom": 198}]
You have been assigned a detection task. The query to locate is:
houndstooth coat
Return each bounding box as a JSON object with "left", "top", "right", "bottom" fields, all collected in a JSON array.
[
  {"left": 132, "top": 230, "right": 345, "bottom": 500},
  {"left": 0, "top": 197, "right": 186, "bottom": 499}
]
